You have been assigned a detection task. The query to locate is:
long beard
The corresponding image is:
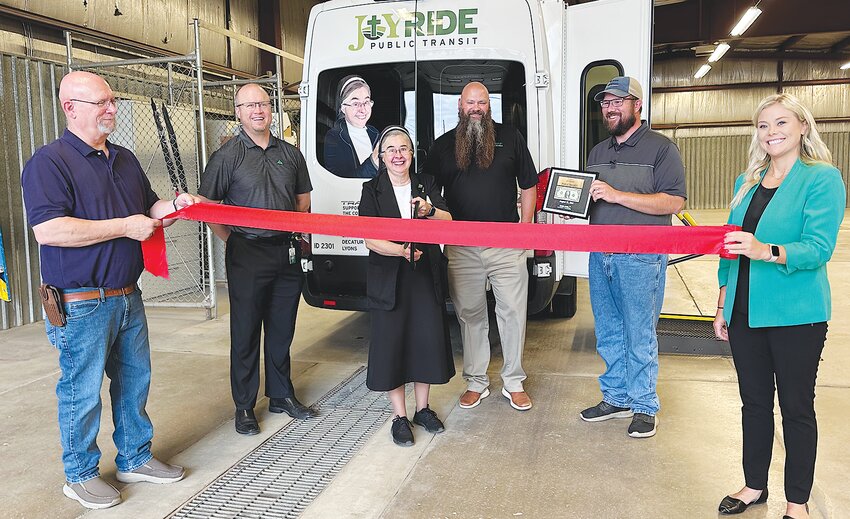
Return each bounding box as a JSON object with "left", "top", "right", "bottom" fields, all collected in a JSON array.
[
  {"left": 605, "top": 110, "right": 636, "bottom": 137},
  {"left": 455, "top": 109, "right": 495, "bottom": 171}
]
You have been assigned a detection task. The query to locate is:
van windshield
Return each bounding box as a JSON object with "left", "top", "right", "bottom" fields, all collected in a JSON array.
[{"left": 316, "top": 60, "right": 525, "bottom": 178}]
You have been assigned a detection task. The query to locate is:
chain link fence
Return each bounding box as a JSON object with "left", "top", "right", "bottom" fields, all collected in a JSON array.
[
  {"left": 0, "top": 27, "right": 303, "bottom": 328},
  {"left": 70, "top": 56, "right": 213, "bottom": 308},
  {"left": 204, "top": 83, "right": 301, "bottom": 282}
]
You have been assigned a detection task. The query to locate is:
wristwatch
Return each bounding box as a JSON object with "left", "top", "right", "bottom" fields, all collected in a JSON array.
[
  {"left": 766, "top": 244, "right": 780, "bottom": 263},
  {"left": 426, "top": 205, "right": 436, "bottom": 218}
]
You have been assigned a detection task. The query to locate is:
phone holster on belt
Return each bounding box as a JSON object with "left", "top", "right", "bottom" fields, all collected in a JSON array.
[{"left": 38, "top": 284, "right": 66, "bottom": 327}]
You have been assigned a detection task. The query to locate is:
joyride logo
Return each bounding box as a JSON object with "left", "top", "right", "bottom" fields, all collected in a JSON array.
[{"left": 349, "top": 8, "right": 479, "bottom": 51}]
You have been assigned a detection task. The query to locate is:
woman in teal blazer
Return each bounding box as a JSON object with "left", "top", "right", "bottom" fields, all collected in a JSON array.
[{"left": 714, "top": 94, "right": 845, "bottom": 519}]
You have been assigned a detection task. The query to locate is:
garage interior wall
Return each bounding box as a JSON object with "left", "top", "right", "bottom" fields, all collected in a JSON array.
[
  {"left": 0, "top": 5, "right": 849, "bottom": 329},
  {"left": 0, "top": 0, "right": 320, "bottom": 76},
  {"left": 0, "top": 56, "right": 60, "bottom": 331},
  {"left": 0, "top": 1, "right": 319, "bottom": 330},
  {"left": 653, "top": 57, "right": 850, "bottom": 209}
]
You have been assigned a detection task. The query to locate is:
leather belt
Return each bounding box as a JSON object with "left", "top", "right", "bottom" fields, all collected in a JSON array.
[{"left": 61, "top": 284, "right": 136, "bottom": 303}]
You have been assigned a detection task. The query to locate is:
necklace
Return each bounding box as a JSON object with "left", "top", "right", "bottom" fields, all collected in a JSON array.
[{"left": 770, "top": 167, "right": 788, "bottom": 179}]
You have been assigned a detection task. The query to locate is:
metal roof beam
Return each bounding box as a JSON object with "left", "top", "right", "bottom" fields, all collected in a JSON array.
[
  {"left": 830, "top": 34, "right": 850, "bottom": 53},
  {"left": 655, "top": 0, "right": 850, "bottom": 45},
  {"left": 777, "top": 34, "right": 806, "bottom": 51}
]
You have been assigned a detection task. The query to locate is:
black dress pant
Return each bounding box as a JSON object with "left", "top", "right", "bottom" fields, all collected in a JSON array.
[
  {"left": 226, "top": 233, "right": 303, "bottom": 410},
  {"left": 728, "top": 311, "right": 827, "bottom": 504}
]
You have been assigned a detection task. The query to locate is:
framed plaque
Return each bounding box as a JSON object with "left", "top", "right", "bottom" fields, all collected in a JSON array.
[{"left": 541, "top": 168, "right": 597, "bottom": 218}]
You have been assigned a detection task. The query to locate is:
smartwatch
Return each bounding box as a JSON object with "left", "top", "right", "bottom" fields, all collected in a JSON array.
[
  {"left": 426, "top": 205, "right": 436, "bottom": 218},
  {"left": 766, "top": 244, "right": 780, "bottom": 263}
]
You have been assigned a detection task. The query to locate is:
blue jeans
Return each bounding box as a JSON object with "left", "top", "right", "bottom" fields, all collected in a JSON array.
[
  {"left": 46, "top": 287, "right": 154, "bottom": 483},
  {"left": 588, "top": 252, "right": 667, "bottom": 416}
]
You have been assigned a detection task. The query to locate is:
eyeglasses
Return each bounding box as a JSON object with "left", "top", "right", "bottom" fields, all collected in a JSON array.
[
  {"left": 342, "top": 100, "right": 374, "bottom": 109},
  {"left": 599, "top": 97, "right": 637, "bottom": 108},
  {"left": 71, "top": 98, "right": 117, "bottom": 108},
  {"left": 236, "top": 101, "right": 272, "bottom": 110},
  {"left": 383, "top": 146, "right": 411, "bottom": 156}
]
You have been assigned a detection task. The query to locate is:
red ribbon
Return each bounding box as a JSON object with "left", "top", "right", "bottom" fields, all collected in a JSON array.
[
  {"left": 142, "top": 226, "right": 169, "bottom": 279},
  {"left": 142, "top": 203, "right": 737, "bottom": 278}
]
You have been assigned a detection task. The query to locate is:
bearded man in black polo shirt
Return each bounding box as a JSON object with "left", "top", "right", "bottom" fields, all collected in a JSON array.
[
  {"left": 199, "top": 83, "right": 316, "bottom": 435},
  {"left": 424, "top": 82, "right": 538, "bottom": 412}
]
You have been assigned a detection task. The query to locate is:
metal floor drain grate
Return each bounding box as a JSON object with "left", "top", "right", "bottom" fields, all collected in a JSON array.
[{"left": 170, "top": 367, "right": 392, "bottom": 519}]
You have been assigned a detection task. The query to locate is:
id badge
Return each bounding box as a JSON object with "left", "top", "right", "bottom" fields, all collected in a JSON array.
[{"left": 289, "top": 245, "right": 296, "bottom": 265}]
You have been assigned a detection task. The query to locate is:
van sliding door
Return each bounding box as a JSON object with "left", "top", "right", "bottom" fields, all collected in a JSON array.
[{"left": 563, "top": 0, "right": 653, "bottom": 169}]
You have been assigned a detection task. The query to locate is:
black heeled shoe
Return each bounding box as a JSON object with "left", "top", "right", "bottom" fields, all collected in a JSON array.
[{"left": 718, "top": 488, "right": 768, "bottom": 514}]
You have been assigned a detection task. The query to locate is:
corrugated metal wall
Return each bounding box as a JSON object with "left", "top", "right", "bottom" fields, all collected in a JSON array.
[
  {"left": 660, "top": 124, "right": 850, "bottom": 209},
  {"left": 0, "top": 56, "right": 65, "bottom": 329},
  {"left": 671, "top": 134, "right": 749, "bottom": 209},
  {"left": 0, "top": 0, "right": 320, "bottom": 76},
  {"left": 823, "top": 130, "right": 850, "bottom": 203},
  {"left": 281, "top": 0, "right": 314, "bottom": 83},
  {"left": 227, "top": 0, "right": 260, "bottom": 74},
  {"left": 0, "top": 0, "right": 323, "bottom": 330},
  {"left": 653, "top": 58, "right": 850, "bottom": 209}
]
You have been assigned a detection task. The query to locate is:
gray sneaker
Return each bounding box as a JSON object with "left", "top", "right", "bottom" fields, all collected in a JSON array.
[
  {"left": 63, "top": 477, "right": 121, "bottom": 509},
  {"left": 580, "top": 401, "right": 633, "bottom": 422},
  {"left": 628, "top": 413, "right": 658, "bottom": 438},
  {"left": 116, "top": 457, "right": 185, "bottom": 484}
]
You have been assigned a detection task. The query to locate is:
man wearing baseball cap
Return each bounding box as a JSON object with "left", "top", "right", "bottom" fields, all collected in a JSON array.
[
  {"left": 579, "top": 76, "right": 687, "bottom": 438},
  {"left": 594, "top": 76, "right": 644, "bottom": 103}
]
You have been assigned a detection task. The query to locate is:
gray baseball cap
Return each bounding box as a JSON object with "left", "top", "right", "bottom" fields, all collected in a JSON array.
[{"left": 593, "top": 76, "right": 643, "bottom": 101}]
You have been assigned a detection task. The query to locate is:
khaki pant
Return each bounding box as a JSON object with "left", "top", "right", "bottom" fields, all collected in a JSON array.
[{"left": 445, "top": 246, "right": 528, "bottom": 392}]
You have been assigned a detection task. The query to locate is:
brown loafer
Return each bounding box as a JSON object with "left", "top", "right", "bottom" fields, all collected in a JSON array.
[
  {"left": 501, "top": 388, "right": 532, "bottom": 411},
  {"left": 459, "top": 388, "right": 490, "bottom": 409}
]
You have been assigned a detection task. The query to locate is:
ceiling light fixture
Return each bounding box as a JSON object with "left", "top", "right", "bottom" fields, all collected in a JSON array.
[
  {"left": 730, "top": 7, "right": 762, "bottom": 37},
  {"left": 841, "top": 62, "right": 850, "bottom": 70},
  {"left": 694, "top": 64, "right": 712, "bottom": 79},
  {"left": 708, "top": 43, "right": 731, "bottom": 62}
]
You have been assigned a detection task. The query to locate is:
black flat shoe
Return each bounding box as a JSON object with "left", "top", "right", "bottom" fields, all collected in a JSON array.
[
  {"left": 718, "top": 488, "right": 768, "bottom": 514},
  {"left": 269, "top": 396, "right": 318, "bottom": 419},
  {"left": 782, "top": 502, "right": 809, "bottom": 519},
  {"left": 235, "top": 409, "right": 260, "bottom": 435}
]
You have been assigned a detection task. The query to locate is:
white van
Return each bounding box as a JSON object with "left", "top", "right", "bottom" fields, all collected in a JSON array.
[{"left": 298, "top": 0, "right": 653, "bottom": 317}]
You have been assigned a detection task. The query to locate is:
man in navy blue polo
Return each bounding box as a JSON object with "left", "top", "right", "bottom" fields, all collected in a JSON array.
[{"left": 21, "top": 71, "right": 199, "bottom": 509}]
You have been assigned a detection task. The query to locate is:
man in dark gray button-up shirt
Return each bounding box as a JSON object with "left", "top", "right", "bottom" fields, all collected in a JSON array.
[
  {"left": 578, "top": 76, "right": 686, "bottom": 439},
  {"left": 200, "top": 83, "right": 316, "bottom": 435}
]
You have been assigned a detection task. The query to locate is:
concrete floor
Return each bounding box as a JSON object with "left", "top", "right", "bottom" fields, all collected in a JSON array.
[{"left": 1, "top": 210, "right": 849, "bottom": 519}]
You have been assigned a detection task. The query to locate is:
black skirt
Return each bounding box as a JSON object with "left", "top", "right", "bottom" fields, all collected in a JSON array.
[{"left": 366, "top": 253, "right": 455, "bottom": 392}]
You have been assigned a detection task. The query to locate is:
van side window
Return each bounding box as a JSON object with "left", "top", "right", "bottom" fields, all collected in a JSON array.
[
  {"left": 315, "top": 60, "right": 526, "bottom": 178},
  {"left": 317, "top": 66, "right": 403, "bottom": 179},
  {"left": 579, "top": 61, "right": 623, "bottom": 168}
]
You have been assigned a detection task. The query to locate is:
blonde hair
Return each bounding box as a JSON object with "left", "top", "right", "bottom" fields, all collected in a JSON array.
[{"left": 730, "top": 93, "right": 833, "bottom": 208}]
